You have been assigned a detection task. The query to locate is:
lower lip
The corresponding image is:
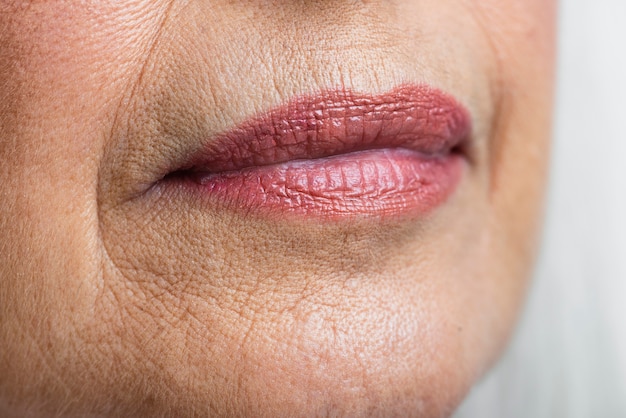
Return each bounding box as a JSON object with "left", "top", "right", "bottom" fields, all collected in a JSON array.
[{"left": 191, "top": 148, "right": 464, "bottom": 219}]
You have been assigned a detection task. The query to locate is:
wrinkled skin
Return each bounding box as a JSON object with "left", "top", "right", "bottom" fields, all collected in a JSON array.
[{"left": 0, "top": 1, "right": 555, "bottom": 417}]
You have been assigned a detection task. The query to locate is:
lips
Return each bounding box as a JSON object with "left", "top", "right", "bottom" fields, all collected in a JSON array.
[{"left": 163, "top": 84, "right": 471, "bottom": 219}]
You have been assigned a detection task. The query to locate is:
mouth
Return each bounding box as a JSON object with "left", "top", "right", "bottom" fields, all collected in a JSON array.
[{"left": 158, "top": 84, "right": 472, "bottom": 219}]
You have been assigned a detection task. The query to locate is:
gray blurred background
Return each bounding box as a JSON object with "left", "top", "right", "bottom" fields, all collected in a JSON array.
[{"left": 455, "top": 0, "right": 626, "bottom": 417}]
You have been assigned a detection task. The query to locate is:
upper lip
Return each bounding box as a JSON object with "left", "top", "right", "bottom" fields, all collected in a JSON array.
[{"left": 169, "top": 84, "right": 471, "bottom": 176}]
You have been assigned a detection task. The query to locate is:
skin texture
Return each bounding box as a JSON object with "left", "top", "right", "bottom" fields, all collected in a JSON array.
[{"left": 0, "top": 1, "right": 555, "bottom": 417}]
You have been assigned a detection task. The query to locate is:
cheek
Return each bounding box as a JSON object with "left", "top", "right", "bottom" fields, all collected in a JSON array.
[
  {"left": 483, "top": 0, "right": 557, "bottom": 252},
  {"left": 0, "top": 2, "right": 172, "bottom": 413}
]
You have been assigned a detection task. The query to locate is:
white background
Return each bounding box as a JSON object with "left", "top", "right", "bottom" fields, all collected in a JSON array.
[{"left": 455, "top": 0, "right": 626, "bottom": 416}]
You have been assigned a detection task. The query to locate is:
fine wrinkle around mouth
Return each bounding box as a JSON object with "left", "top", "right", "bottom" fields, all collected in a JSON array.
[{"left": 188, "top": 85, "right": 471, "bottom": 174}]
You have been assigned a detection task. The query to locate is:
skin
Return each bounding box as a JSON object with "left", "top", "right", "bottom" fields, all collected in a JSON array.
[{"left": 0, "top": 1, "right": 555, "bottom": 417}]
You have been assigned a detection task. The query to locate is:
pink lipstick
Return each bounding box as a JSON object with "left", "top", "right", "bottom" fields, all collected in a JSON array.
[{"left": 168, "top": 84, "right": 471, "bottom": 219}]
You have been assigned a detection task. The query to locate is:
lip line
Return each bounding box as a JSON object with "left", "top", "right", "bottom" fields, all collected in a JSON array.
[
  {"left": 170, "top": 84, "right": 472, "bottom": 177},
  {"left": 190, "top": 147, "right": 457, "bottom": 182}
]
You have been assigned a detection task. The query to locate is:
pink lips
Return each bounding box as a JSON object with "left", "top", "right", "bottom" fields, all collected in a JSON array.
[{"left": 173, "top": 84, "right": 471, "bottom": 219}]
